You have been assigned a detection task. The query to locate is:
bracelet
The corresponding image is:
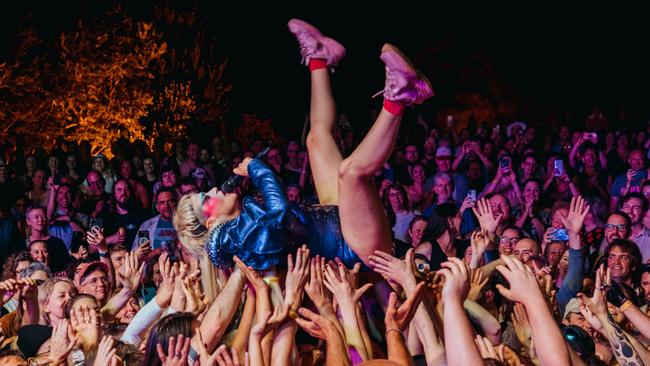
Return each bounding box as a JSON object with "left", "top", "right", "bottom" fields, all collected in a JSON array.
[
  {"left": 385, "top": 328, "right": 402, "bottom": 337},
  {"left": 619, "top": 299, "right": 633, "bottom": 312},
  {"left": 98, "top": 251, "right": 109, "bottom": 258}
]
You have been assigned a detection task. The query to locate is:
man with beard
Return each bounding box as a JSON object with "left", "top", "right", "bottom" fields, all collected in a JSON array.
[
  {"left": 132, "top": 187, "right": 177, "bottom": 253},
  {"left": 99, "top": 179, "right": 148, "bottom": 248},
  {"left": 619, "top": 193, "right": 650, "bottom": 262}
]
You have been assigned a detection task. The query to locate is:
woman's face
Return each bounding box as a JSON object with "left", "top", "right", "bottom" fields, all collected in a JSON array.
[
  {"left": 387, "top": 188, "right": 404, "bottom": 210},
  {"left": 116, "top": 297, "right": 140, "bottom": 323},
  {"left": 551, "top": 208, "right": 569, "bottom": 228},
  {"left": 582, "top": 148, "right": 597, "bottom": 166},
  {"left": 46, "top": 281, "right": 75, "bottom": 321},
  {"left": 498, "top": 228, "right": 520, "bottom": 255},
  {"left": 66, "top": 156, "right": 77, "bottom": 170},
  {"left": 408, "top": 220, "right": 427, "bottom": 246},
  {"left": 546, "top": 243, "right": 566, "bottom": 267},
  {"left": 203, "top": 191, "right": 240, "bottom": 219},
  {"left": 15, "top": 260, "right": 30, "bottom": 280},
  {"left": 606, "top": 132, "right": 615, "bottom": 146},
  {"left": 93, "top": 158, "right": 105, "bottom": 172},
  {"left": 32, "top": 170, "right": 46, "bottom": 187},
  {"left": 30, "top": 241, "right": 49, "bottom": 264},
  {"left": 557, "top": 251, "right": 569, "bottom": 278},
  {"left": 523, "top": 181, "right": 541, "bottom": 203},
  {"left": 410, "top": 165, "right": 426, "bottom": 183},
  {"left": 143, "top": 158, "right": 154, "bottom": 174},
  {"left": 26, "top": 156, "right": 36, "bottom": 170},
  {"left": 48, "top": 156, "right": 58, "bottom": 170},
  {"left": 132, "top": 156, "right": 142, "bottom": 170},
  {"left": 162, "top": 171, "right": 177, "bottom": 187}
]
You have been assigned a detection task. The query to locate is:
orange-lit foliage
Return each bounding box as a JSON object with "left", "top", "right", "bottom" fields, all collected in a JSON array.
[
  {"left": 0, "top": 4, "right": 230, "bottom": 157},
  {"left": 235, "top": 114, "right": 285, "bottom": 149}
]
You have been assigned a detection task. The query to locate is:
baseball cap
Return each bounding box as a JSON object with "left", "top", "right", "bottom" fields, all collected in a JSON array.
[
  {"left": 563, "top": 297, "right": 581, "bottom": 320},
  {"left": 74, "top": 261, "right": 110, "bottom": 288},
  {"left": 435, "top": 147, "right": 452, "bottom": 158}
]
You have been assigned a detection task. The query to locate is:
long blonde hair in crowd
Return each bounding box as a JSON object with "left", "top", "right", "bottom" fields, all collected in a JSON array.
[{"left": 174, "top": 194, "right": 229, "bottom": 302}]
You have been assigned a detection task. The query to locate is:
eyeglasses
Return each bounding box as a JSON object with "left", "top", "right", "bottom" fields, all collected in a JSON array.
[
  {"left": 81, "top": 276, "right": 109, "bottom": 288},
  {"left": 499, "top": 236, "right": 519, "bottom": 244},
  {"left": 605, "top": 224, "right": 627, "bottom": 232}
]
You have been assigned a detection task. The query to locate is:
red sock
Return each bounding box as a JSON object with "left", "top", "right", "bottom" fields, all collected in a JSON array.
[
  {"left": 309, "top": 58, "right": 327, "bottom": 72},
  {"left": 383, "top": 100, "right": 405, "bottom": 116}
]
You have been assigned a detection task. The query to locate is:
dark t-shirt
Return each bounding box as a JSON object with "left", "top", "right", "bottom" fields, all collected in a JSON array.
[
  {"left": 100, "top": 210, "right": 150, "bottom": 248},
  {"left": 44, "top": 237, "right": 69, "bottom": 273},
  {"left": 428, "top": 238, "right": 469, "bottom": 270}
]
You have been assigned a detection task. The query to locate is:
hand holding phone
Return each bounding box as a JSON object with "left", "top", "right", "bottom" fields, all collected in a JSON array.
[{"left": 138, "top": 230, "right": 150, "bottom": 247}]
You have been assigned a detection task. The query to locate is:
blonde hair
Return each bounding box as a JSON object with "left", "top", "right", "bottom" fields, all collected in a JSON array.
[
  {"left": 39, "top": 277, "right": 77, "bottom": 325},
  {"left": 174, "top": 194, "right": 228, "bottom": 301}
]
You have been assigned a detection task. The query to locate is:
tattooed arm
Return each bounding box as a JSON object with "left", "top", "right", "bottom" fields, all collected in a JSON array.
[{"left": 600, "top": 314, "right": 645, "bottom": 366}]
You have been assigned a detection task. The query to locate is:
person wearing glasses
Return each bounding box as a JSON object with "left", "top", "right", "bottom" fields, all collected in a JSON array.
[
  {"left": 497, "top": 226, "right": 522, "bottom": 256},
  {"left": 592, "top": 211, "right": 632, "bottom": 260}
]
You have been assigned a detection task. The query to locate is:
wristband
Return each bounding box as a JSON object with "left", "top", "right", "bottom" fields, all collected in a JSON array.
[
  {"left": 385, "top": 328, "right": 402, "bottom": 337},
  {"left": 619, "top": 299, "right": 633, "bottom": 312},
  {"left": 98, "top": 251, "right": 109, "bottom": 258}
]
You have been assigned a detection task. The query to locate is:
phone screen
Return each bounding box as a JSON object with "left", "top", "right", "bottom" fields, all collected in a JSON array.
[
  {"left": 553, "top": 160, "right": 564, "bottom": 176},
  {"left": 499, "top": 157, "right": 510, "bottom": 170}
]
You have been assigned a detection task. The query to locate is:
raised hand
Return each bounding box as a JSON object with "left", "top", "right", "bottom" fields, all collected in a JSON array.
[
  {"left": 156, "top": 252, "right": 175, "bottom": 307},
  {"left": 134, "top": 241, "right": 152, "bottom": 262},
  {"left": 196, "top": 328, "right": 247, "bottom": 366},
  {"left": 156, "top": 334, "right": 192, "bottom": 366},
  {"left": 472, "top": 198, "right": 503, "bottom": 234},
  {"left": 469, "top": 229, "right": 491, "bottom": 269},
  {"left": 182, "top": 276, "right": 206, "bottom": 316},
  {"left": 233, "top": 256, "right": 266, "bottom": 291},
  {"left": 117, "top": 251, "right": 145, "bottom": 291},
  {"left": 49, "top": 320, "right": 77, "bottom": 365},
  {"left": 86, "top": 227, "right": 107, "bottom": 253},
  {"left": 295, "top": 307, "right": 343, "bottom": 341},
  {"left": 323, "top": 262, "right": 372, "bottom": 305},
  {"left": 284, "top": 245, "right": 310, "bottom": 309},
  {"left": 560, "top": 196, "right": 590, "bottom": 237},
  {"left": 70, "top": 305, "right": 100, "bottom": 349},
  {"left": 577, "top": 264, "right": 609, "bottom": 324},
  {"left": 304, "top": 256, "right": 330, "bottom": 307},
  {"left": 439, "top": 257, "right": 470, "bottom": 302},
  {"left": 384, "top": 282, "right": 425, "bottom": 331},
  {"left": 474, "top": 335, "right": 504, "bottom": 362},
  {"left": 369, "top": 249, "right": 417, "bottom": 291},
  {"left": 467, "top": 268, "right": 489, "bottom": 302},
  {"left": 494, "top": 256, "right": 543, "bottom": 305},
  {"left": 511, "top": 303, "right": 532, "bottom": 348},
  {"left": 93, "top": 336, "right": 118, "bottom": 366},
  {"left": 170, "top": 262, "right": 189, "bottom": 311}
]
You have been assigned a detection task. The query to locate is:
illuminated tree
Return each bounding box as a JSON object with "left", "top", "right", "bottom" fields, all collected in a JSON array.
[
  {"left": 0, "top": 23, "right": 57, "bottom": 149},
  {"left": 0, "top": 3, "right": 231, "bottom": 158},
  {"left": 51, "top": 8, "right": 167, "bottom": 157}
]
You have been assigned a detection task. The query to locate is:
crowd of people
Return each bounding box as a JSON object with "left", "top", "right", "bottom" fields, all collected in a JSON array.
[{"left": 1, "top": 18, "right": 650, "bottom": 366}]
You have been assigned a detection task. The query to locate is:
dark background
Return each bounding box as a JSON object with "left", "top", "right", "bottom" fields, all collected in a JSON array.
[{"left": 2, "top": 3, "right": 649, "bottom": 138}]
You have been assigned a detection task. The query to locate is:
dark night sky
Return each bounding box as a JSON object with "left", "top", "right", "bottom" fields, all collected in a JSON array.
[{"left": 2, "top": 3, "right": 650, "bottom": 138}]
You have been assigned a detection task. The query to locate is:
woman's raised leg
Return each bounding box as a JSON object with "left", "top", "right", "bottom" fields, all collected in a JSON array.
[
  {"left": 288, "top": 19, "right": 345, "bottom": 205},
  {"left": 338, "top": 44, "right": 433, "bottom": 264}
]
